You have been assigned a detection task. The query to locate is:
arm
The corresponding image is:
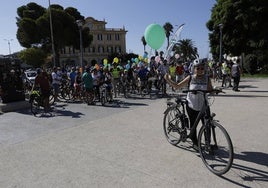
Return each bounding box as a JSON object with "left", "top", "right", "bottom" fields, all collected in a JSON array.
[
  {"left": 207, "top": 77, "right": 213, "bottom": 91},
  {"left": 164, "top": 73, "right": 190, "bottom": 90}
]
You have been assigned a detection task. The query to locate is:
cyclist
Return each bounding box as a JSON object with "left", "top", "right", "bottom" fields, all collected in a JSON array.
[
  {"left": 164, "top": 59, "right": 213, "bottom": 150},
  {"left": 73, "top": 70, "right": 82, "bottom": 100},
  {"left": 32, "top": 68, "right": 51, "bottom": 112},
  {"left": 82, "top": 67, "right": 94, "bottom": 105},
  {"left": 157, "top": 59, "right": 169, "bottom": 95}
]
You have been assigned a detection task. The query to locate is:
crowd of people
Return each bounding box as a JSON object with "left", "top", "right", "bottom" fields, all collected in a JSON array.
[{"left": 28, "top": 56, "right": 243, "bottom": 112}]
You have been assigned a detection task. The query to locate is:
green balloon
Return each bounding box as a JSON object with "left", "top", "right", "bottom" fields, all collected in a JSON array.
[{"left": 144, "top": 24, "right": 165, "bottom": 50}]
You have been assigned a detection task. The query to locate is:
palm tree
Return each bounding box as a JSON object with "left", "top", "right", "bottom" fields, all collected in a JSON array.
[
  {"left": 141, "top": 36, "right": 147, "bottom": 53},
  {"left": 163, "top": 22, "right": 173, "bottom": 49},
  {"left": 174, "top": 39, "right": 198, "bottom": 62}
]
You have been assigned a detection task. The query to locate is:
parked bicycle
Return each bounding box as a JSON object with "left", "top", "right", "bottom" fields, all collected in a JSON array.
[{"left": 163, "top": 89, "right": 233, "bottom": 175}]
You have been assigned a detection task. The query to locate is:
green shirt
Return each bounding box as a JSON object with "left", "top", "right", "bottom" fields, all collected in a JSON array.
[{"left": 82, "top": 72, "right": 93, "bottom": 89}]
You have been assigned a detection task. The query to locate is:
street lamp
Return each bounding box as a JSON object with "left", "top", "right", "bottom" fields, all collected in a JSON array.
[
  {"left": 4, "top": 39, "right": 13, "bottom": 55},
  {"left": 218, "top": 23, "right": 223, "bottom": 63},
  {"left": 48, "top": 0, "right": 56, "bottom": 67},
  {"left": 76, "top": 20, "right": 84, "bottom": 72}
]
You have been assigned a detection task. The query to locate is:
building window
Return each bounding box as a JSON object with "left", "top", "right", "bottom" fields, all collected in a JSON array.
[
  {"left": 98, "top": 46, "right": 104, "bottom": 53},
  {"left": 107, "top": 34, "right": 112, "bottom": 41},
  {"left": 115, "top": 46, "right": 121, "bottom": 53},
  {"left": 115, "top": 34, "right": 120, "bottom": 41},
  {"left": 107, "top": 46, "right": 113, "bottom": 53},
  {"left": 97, "top": 34, "right": 103, "bottom": 41},
  {"left": 60, "top": 48, "right": 66, "bottom": 54}
]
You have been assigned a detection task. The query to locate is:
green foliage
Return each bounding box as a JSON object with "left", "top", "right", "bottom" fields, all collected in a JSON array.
[
  {"left": 174, "top": 39, "right": 198, "bottom": 62},
  {"left": 207, "top": 0, "right": 268, "bottom": 67},
  {"left": 243, "top": 54, "right": 258, "bottom": 74},
  {"left": 18, "top": 48, "right": 47, "bottom": 68},
  {"left": 16, "top": 2, "right": 92, "bottom": 65},
  {"left": 141, "top": 36, "right": 147, "bottom": 52},
  {"left": 163, "top": 22, "right": 173, "bottom": 49}
]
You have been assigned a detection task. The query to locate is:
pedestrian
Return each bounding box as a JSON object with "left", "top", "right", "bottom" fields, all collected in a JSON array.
[
  {"left": 231, "top": 58, "right": 242, "bottom": 91},
  {"left": 221, "top": 59, "right": 232, "bottom": 87},
  {"left": 164, "top": 59, "right": 213, "bottom": 150}
]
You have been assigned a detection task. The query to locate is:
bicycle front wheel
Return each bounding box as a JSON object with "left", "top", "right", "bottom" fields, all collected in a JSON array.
[
  {"left": 198, "top": 121, "right": 234, "bottom": 175},
  {"left": 163, "top": 106, "right": 185, "bottom": 146},
  {"left": 30, "top": 98, "right": 41, "bottom": 116}
]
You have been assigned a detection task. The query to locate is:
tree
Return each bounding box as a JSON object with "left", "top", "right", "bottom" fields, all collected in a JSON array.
[
  {"left": 163, "top": 22, "right": 173, "bottom": 49},
  {"left": 207, "top": 0, "right": 268, "bottom": 72},
  {"left": 174, "top": 39, "right": 198, "bottom": 62},
  {"left": 141, "top": 36, "right": 147, "bottom": 53},
  {"left": 16, "top": 2, "right": 92, "bottom": 67},
  {"left": 18, "top": 47, "right": 47, "bottom": 68}
]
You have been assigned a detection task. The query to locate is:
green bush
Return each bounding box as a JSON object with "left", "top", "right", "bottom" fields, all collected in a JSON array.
[{"left": 243, "top": 54, "right": 258, "bottom": 74}]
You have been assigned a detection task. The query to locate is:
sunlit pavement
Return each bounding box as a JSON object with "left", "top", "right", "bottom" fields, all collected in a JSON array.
[{"left": 0, "top": 78, "right": 267, "bottom": 188}]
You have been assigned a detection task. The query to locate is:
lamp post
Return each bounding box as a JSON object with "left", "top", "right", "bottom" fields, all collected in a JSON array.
[
  {"left": 76, "top": 20, "right": 84, "bottom": 72},
  {"left": 218, "top": 23, "right": 223, "bottom": 63},
  {"left": 4, "top": 39, "right": 13, "bottom": 55},
  {"left": 48, "top": 0, "right": 56, "bottom": 67}
]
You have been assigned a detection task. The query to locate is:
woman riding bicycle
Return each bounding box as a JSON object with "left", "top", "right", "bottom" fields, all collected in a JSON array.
[{"left": 164, "top": 59, "right": 213, "bottom": 150}]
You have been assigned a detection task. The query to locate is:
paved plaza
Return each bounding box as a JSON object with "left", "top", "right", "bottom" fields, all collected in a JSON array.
[{"left": 0, "top": 78, "right": 267, "bottom": 188}]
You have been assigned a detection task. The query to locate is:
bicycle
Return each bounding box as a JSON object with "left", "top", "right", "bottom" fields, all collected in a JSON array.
[
  {"left": 99, "top": 83, "right": 113, "bottom": 106},
  {"left": 163, "top": 89, "right": 233, "bottom": 175},
  {"left": 29, "top": 89, "right": 55, "bottom": 116}
]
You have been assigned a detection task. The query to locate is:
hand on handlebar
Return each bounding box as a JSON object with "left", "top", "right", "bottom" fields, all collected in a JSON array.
[{"left": 164, "top": 73, "right": 171, "bottom": 80}]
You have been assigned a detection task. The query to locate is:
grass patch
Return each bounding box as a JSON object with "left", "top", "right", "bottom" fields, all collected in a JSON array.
[{"left": 242, "top": 73, "right": 268, "bottom": 78}]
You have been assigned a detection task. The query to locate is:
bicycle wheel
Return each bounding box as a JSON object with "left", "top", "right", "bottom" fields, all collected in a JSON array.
[
  {"left": 61, "top": 87, "right": 74, "bottom": 101},
  {"left": 163, "top": 106, "right": 186, "bottom": 145},
  {"left": 49, "top": 93, "right": 55, "bottom": 105},
  {"left": 198, "top": 121, "right": 234, "bottom": 175},
  {"left": 30, "top": 97, "right": 42, "bottom": 116}
]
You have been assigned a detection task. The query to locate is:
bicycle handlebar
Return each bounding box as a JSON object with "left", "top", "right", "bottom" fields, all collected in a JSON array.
[{"left": 182, "top": 88, "right": 225, "bottom": 95}]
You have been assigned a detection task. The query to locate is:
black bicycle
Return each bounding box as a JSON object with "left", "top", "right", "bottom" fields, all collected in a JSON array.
[
  {"left": 163, "top": 89, "right": 233, "bottom": 175},
  {"left": 29, "top": 89, "right": 54, "bottom": 116}
]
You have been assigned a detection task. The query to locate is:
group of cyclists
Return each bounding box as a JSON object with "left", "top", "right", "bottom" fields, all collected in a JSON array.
[{"left": 27, "top": 55, "right": 240, "bottom": 112}]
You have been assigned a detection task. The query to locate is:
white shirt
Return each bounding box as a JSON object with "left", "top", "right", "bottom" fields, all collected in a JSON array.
[{"left": 186, "top": 75, "right": 208, "bottom": 111}]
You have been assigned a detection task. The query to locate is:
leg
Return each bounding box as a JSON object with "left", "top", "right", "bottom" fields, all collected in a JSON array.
[{"left": 186, "top": 105, "right": 199, "bottom": 147}]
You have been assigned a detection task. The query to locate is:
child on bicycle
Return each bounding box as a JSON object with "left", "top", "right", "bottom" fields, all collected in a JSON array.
[{"left": 164, "top": 59, "right": 213, "bottom": 150}]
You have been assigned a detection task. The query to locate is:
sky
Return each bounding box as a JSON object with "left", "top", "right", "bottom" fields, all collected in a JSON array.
[{"left": 0, "top": 0, "right": 216, "bottom": 58}]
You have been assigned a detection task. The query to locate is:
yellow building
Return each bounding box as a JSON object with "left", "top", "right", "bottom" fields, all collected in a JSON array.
[{"left": 59, "top": 17, "right": 127, "bottom": 68}]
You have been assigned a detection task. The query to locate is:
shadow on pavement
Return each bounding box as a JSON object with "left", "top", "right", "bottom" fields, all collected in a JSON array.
[{"left": 218, "top": 151, "right": 268, "bottom": 188}]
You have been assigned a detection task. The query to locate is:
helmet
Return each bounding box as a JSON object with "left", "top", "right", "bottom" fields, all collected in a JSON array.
[
  {"left": 193, "top": 59, "right": 204, "bottom": 67},
  {"left": 36, "top": 68, "right": 42, "bottom": 74}
]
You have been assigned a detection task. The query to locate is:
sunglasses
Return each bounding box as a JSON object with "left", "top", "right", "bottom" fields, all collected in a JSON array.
[{"left": 196, "top": 67, "right": 204, "bottom": 71}]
